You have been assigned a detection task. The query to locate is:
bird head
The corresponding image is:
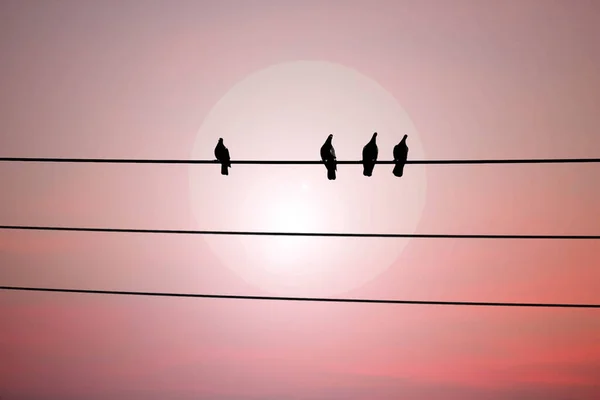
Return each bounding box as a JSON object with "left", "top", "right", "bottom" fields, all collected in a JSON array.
[{"left": 218, "top": 138, "right": 224, "bottom": 143}]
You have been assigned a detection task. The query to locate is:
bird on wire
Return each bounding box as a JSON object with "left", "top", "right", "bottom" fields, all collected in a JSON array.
[
  {"left": 393, "top": 134, "right": 409, "bottom": 177},
  {"left": 214, "top": 138, "right": 231, "bottom": 175},
  {"left": 320, "top": 134, "right": 337, "bottom": 180},
  {"left": 362, "top": 132, "right": 378, "bottom": 177}
]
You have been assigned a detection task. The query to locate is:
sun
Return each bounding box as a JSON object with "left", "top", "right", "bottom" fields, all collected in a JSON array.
[
  {"left": 188, "top": 60, "right": 427, "bottom": 296},
  {"left": 271, "top": 202, "right": 310, "bottom": 231}
]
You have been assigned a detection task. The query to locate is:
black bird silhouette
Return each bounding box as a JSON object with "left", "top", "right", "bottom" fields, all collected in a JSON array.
[
  {"left": 393, "top": 134, "right": 409, "bottom": 177},
  {"left": 320, "top": 134, "right": 337, "bottom": 180},
  {"left": 214, "top": 138, "right": 231, "bottom": 175},
  {"left": 362, "top": 132, "right": 378, "bottom": 177}
]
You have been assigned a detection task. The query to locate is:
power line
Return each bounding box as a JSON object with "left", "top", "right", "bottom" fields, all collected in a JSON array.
[
  {"left": 0, "top": 157, "right": 599, "bottom": 165},
  {"left": 0, "top": 286, "right": 598, "bottom": 308},
  {"left": 1, "top": 225, "right": 598, "bottom": 239}
]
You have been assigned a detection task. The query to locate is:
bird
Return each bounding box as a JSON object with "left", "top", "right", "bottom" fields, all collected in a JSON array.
[
  {"left": 393, "top": 134, "right": 409, "bottom": 177},
  {"left": 320, "top": 134, "right": 337, "bottom": 180},
  {"left": 362, "top": 132, "right": 378, "bottom": 177},
  {"left": 214, "top": 138, "right": 231, "bottom": 175}
]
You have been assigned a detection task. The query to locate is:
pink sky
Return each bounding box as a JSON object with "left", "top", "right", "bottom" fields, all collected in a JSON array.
[{"left": 1, "top": 0, "right": 599, "bottom": 399}]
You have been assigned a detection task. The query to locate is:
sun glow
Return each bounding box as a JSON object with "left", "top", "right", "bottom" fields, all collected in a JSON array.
[
  {"left": 251, "top": 185, "right": 324, "bottom": 271},
  {"left": 269, "top": 197, "right": 313, "bottom": 232}
]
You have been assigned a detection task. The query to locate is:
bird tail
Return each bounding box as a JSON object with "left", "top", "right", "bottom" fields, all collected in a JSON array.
[
  {"left": 327, "top": 167, "right": 336, "bottom": 180},
  {"left": 393, "top": 163, "right": 405, "bottom": 177},
  {"left": 221, "top": 163, "right": 229, "bottom": 175},
  {"left": 325, "top": 160, "right": 336, "bottom": 180},
  {"left": 363, "top": 163, "right": 373, "bottom": 177}
]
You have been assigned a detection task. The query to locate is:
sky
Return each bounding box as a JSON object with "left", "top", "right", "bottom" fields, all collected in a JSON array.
[{"left": 0, "top": 0, "right": 599, "bottom": 399}]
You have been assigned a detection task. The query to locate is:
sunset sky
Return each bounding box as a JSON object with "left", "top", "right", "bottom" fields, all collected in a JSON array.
[{"left": 1, "top": 0, "right": 599, "bottom": 399}]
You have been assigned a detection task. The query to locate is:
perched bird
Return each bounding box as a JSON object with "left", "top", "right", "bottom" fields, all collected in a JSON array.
[
  {"left": 320, "top": 134, "right": 337, "bottom": 180},
  {"left": 393, "top": 134, "right": 409, "bottom": 177},
  {"left": 362, "top": 132, "right": 378, "bottom": 177},
  {"left": 214, "top": 138, "right": 231, "bottom": 175}
]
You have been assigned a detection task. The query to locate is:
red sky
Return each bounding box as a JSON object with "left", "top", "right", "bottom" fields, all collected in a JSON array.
[{"left": 1, "top": 0, "right": 599, "bottom": 399}]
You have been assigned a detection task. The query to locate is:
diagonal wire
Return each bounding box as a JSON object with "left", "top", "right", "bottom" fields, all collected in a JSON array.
[
  {"left": 0, "top": 225, "right": 598, "bottom": 239},
  {"left": 0, "top": 285, "right": 598, "bottom": 308}
]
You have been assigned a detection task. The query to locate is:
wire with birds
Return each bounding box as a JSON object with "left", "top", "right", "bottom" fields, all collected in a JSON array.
[{"left": 214, "top": 132, "right": 409, "bottom": 179}]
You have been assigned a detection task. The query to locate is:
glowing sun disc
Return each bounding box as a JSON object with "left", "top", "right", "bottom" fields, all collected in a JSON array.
[{"left": 188, "top": 60, "right": 427, "bottom": 296}]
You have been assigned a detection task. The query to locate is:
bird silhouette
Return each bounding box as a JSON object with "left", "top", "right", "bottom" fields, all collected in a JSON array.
[
  {"left": 320, "top": 134, "right": 337, "bottom": 180},
  {"left": 362, "top": 132, "right": 378, "bottom": 177},
  {"left": 393, "top": 134, "right": 409, "bottom": 177},
  {"left": 214, "top": 138, "right": 231, "bottom": 175}
]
